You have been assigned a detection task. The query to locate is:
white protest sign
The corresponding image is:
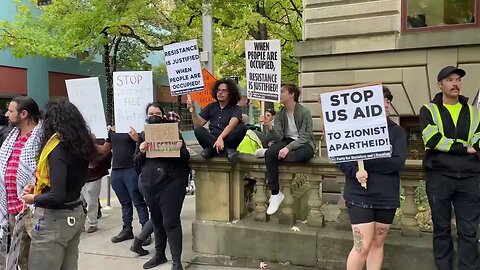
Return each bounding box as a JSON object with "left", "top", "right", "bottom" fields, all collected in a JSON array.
[
  {"left": 164, "top": 40, "right": 204, "bottom": 96},
  {"left": 113, "top": 71, "right": 154, "bottom": 133},
  {"left": 66, "top": 77, "right": 108, "bottom": 138},
  {"left": 321, "top": 84, "right": 391, "bottom": 163},
  {"left": 245, "top": 40, "right": 281, "bottom": 103}
]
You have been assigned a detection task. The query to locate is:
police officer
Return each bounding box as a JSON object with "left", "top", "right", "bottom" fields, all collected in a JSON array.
[{"left": 420, "top": 66, "right": 480, "bottom": 270}]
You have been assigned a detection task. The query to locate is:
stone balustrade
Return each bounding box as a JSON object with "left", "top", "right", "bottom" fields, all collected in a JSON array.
[{"left": 190, "top": 155, "right": 426, "bottom": 235}]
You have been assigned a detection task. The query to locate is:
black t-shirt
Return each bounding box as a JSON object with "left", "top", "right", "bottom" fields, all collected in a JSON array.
[
  {"left": 199, "top": 102, "right": 242, "bottom": 137},
  {"left": 34, "top": 144, "right": 88, "bottom": 209},
  {"left": 106, "top": 132, "right": 136, "bottom": 169}
]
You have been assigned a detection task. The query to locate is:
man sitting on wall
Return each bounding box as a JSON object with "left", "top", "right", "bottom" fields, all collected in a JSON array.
[{"left": 187, "top": 78, "right": 247, "bottom": 163}]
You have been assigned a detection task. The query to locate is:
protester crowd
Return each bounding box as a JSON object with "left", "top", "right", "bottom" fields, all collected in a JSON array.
[{"left": 0, "top": 65, "right": 478, "bottom": 270}]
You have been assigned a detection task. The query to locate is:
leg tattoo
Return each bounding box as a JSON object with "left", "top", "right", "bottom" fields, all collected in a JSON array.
[
  {"left": 377, "top": 227, "right": 388, "bottom": 236},
  {"left": 353, "top": 227, "right": 363, "bottom": 253}
]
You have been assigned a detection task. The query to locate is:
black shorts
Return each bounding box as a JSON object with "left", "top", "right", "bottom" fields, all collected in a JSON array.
[{"left": 347, "top": 204, "right": 396, "bottom": 225}]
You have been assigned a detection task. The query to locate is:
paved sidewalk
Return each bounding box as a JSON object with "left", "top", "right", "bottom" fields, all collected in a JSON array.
[{"left": 78, "top": 180, "right": 254, "bottom": 270}]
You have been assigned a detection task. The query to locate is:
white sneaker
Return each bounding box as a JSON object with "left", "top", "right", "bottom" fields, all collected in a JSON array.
[
  {"left": 267, "top": 192, "right": 284, "bottom": 215},
  {"left": 255, "top": 148, "right": 267, "bottom": 158}
]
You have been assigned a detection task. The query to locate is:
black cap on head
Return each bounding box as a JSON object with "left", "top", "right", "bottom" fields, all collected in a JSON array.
[{"left": 437, "top": 66, "right": 466, "bottom": 82}]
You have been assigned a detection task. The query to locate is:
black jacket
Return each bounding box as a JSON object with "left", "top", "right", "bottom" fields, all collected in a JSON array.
[
  {"left": 134, "top": 131, "right": 190, "bottom": 191},
  {"left": 339, "top": 119, "right": 407, "bottom": 208},
  {"left": 420, "top": 93, "right": 480, "bottom": 177}
]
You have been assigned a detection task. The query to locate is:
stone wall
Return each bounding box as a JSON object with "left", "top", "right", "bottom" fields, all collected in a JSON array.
[{"left": 297, "top": 0, "right": 480, "bottom": 137}]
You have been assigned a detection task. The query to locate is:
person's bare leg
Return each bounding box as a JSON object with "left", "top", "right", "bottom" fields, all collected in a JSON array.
[
  {"left": 346, "top": 222, "right": 375, "bottom": 270},
  {"left": 366, "top": 222, "right": 391, "bottom": 270}
]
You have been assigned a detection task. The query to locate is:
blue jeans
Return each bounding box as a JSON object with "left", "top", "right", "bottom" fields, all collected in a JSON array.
[{"left": 111, "top": 168, "right": 149, "bottom": 227}]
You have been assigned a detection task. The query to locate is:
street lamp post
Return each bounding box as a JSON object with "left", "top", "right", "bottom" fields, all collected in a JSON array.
[{"left": 201, "top": 0, "right": 214, "bottom": 73}]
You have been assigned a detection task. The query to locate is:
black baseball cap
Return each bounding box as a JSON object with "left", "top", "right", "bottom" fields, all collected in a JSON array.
[{"left": 437, "top": 66, "right": 466, "bottom": 82}]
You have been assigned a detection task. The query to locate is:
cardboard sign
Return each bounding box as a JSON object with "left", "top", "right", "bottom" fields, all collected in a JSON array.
[
  {"left": 113, "top": 71, "right": 154, "bottom": 133},
  {"left": 144, "top": 123, "right": 180, "bottom": 158},
  {"left": 245, "top": 40, "right": 281, "bottom": 102},
  {"left": 190, "top": 68, "right": 216, "bottom": 108},
  {"left": 66, "top": 77, "right": 108, "bottom": 138},
  {"left": 320, "top": 84, "right": 391, "bottom": 163},
  {"left": 164, "top": 40, "right": 204, "bottom": 96}
]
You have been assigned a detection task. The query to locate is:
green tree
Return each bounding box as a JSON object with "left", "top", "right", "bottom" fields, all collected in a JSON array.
[
  {"left": 158, "top": 0, "right": 303, "bottom": 83},
  {"left": 0, "top": 0, "right": 169, "bottom": 124}
]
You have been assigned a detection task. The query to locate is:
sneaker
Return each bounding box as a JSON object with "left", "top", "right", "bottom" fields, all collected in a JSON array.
[
  {"left": 226, "top": 148, "right": 239, "bottom": 163},
  {"left": 266, "top": 192, "right": 284, "bottom": 215},
  {"left": 111, "top": 225, "right": 134, "bottom": 243},
  {"left": 201, "top": 148, "right": 214, "bottom": 159},
  {"left": 130, "top": 237, "right": 149, "bottom": 256},
  {"left": 143, "top": 255, "right": 168, "bottom": 269},
  {"left": 86, "top": 226, "right": 98, "bottom": 233},
  {"left": 141, "top": 235, "right": 152, "bottom": 246},
  {"left": 171, "top": 262, "right": 184, "bottom": 270},
  {"left": 255, "top": 148, "right": 267, "bottom": 158}
]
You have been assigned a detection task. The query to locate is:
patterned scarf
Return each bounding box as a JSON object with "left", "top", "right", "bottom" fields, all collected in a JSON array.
[
  {"left": 0, "top": 123, "right": 43, "bottom": 226},
  {"left": 35, "top": 133, "right": 60, "bottom": 195}
]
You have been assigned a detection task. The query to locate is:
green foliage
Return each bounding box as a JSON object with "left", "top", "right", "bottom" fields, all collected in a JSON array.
[
  {"left": 159, "top": 0, "right": 303, "bottom": 83},
  {"left": 0, "top": 0, "right": 165, "bottom": 59}
]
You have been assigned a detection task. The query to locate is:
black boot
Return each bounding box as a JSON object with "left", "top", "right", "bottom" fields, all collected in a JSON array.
[
  {"left": 171, "top": 262, "right": 183, "bottom": 270},
  {"left": 201, "top": 148, "right": 214, "bottom": 159},
  {"left": 142, "top": 235, "right": 152, "bottom": 246},
  {"left": 111, "top": 225, "right": 134, "bottom": 243},
  {"left": 226, "top": 148, "right": 239, "bottom": 163},
  {"left": 130, "top": 237, "right": 149, "bottom": 256},
  {"left": 143, "top": 255, "right": 168, "bottom": 269}
]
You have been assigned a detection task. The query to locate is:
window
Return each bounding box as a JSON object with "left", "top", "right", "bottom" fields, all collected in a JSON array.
[{"left": 402, "top": 0, "right": 479, "bottom": 32}]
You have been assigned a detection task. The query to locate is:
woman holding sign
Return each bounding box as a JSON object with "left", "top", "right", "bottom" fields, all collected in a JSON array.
[
  {"left": 134, "top": 102, "right": 190, "bottom": 270},
  {"left": 338, "top": 87, "right": 407, "bottom": 270}
]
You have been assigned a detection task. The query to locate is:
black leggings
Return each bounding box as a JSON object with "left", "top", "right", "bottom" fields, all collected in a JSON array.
[{"left": 347, "top": 204, "right": 396, "bottom": 225}]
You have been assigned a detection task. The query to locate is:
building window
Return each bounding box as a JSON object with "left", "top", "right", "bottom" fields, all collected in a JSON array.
[{"left": 402, "top": 0, "right": 479, "bottom": 32}]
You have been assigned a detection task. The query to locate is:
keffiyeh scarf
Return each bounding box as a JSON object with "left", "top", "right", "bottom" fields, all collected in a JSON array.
[{"left": 0, "top": 123, "right": 43, "bottom": 226}]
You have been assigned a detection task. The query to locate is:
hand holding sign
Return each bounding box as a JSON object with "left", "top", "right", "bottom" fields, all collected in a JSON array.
[
  {"left": 186, "top": 95, "right": 195, "bottom": 113},
  {"left": 356, "top": 160, "right": 368, "bottom": 189},
  {"left": 128, "top": 127, "right": 139, "bottom": 141},
  {"left": 140, "top": 141, "right": 147, "bottom": 153}
]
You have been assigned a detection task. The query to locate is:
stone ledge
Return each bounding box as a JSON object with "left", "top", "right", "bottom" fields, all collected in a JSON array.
[{"left": 192, "top": 218, "right": 436, "bottom": 269}]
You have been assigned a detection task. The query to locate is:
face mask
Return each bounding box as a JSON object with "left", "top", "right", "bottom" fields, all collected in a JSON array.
[{"left": 147, "top": 115, "right": 163, "bottom": 124}]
